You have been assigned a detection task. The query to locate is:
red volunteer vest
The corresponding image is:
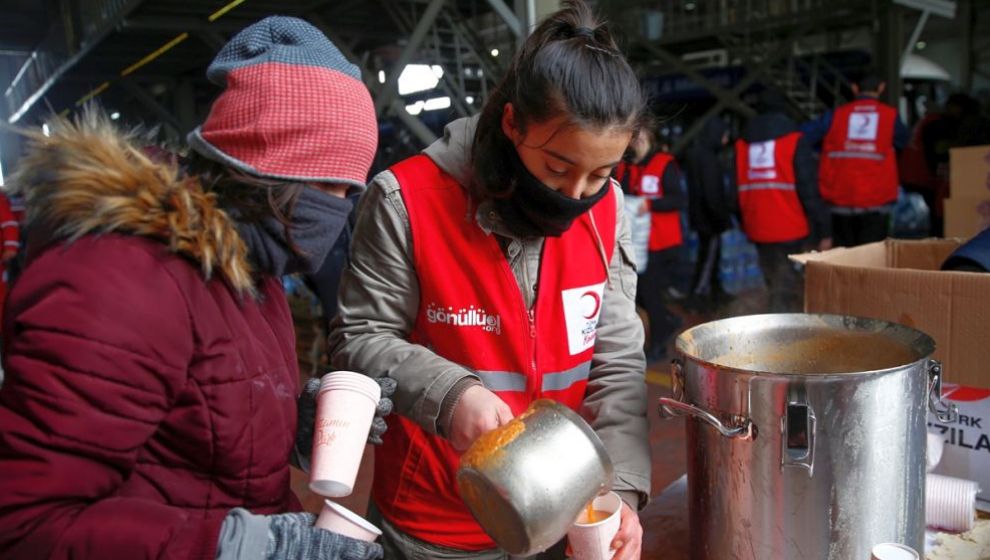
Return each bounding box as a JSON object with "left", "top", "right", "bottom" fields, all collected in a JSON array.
[
  {"left": 735, "top": 132, "right": 810, "bottom": 243},
  {"left": 376, "top": 155, "right": 616, "bottom": 550},
  {"left": 819, "top": 98, "right": 899, "bottom": 207},
  {"left": 629, "top": 153, "right": 683, "bottom": 251}
]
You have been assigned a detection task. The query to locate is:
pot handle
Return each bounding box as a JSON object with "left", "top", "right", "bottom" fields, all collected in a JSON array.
[
  {"left": 781, "top": 402, "right": 816, "bottom": 477},
  {"left": 658, "top": 360, "right": 755, "bottom": 440},
  {"left": 927, "top": 360, "right": 958, "bottom": 423},
  {"left": 658, "top": 398, "right": 755, "bottom": 439}
]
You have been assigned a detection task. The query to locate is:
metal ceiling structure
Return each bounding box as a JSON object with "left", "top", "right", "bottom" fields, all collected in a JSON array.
[
  {"left": 0, "top": 0, "right": 528, "bottom": 174},
  {"left": 600, "top": 0, "right": 968, "bottom": 153},
  {"left": 0, "top": 0, "right": 983, "bottom": 173}
]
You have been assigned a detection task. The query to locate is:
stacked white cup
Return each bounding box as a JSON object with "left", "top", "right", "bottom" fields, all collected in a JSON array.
[
  {"left": 925, "top": 473, "right": 980, "bottom": 532},
  {"left": 308, "top": 371, "right": 383, "bottom": 543}
]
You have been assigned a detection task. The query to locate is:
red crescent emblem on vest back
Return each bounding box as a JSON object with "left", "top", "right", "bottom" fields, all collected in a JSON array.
[
  {"left": 854, "top": 114, "right": 871, "bottom": 133},
  {"left": 580, "top": 291, "right": 602, "bottom": 319}
]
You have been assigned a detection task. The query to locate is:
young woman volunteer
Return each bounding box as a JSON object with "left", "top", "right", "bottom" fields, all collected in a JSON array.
[
  {"left": 329, "top": 2, "right": 651, "bottom": 558},
  {"left": 0, "top": 17, "right": 387, "bottom": 560}
]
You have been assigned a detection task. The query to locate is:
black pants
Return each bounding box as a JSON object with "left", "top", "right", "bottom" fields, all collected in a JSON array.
[
  {"left": 756, "top": 239, "right": 806, "bottom": 313},
  {"left": 637, "top": 246, "right": 683, "bottom": 351},
  {"left": 689, "top": 233, "right": 725, "bottom": 310},
  {"left": 832, "top": 212, "right": 889, "bottom": 247}
]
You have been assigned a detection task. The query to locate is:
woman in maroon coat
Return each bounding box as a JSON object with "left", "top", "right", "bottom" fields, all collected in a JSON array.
[{"left": 0, "top": 17, "right": 384, "bottom": 560}]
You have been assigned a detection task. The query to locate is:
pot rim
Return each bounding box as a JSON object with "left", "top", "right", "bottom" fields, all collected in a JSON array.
[{"left": 674, "top": 313, "right": 936, "bottom": 377}]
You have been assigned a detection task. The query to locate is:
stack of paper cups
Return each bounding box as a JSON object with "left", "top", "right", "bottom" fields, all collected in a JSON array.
[
  {"left": 309, "top": 371, "right": 381, "bottom": 498},
  {"left": 925, "top": 473, "right": 979, "bottom": 532}
]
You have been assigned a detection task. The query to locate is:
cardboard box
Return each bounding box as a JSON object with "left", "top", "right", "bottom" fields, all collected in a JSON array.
[
  {"left": 928, "top": 384, "right": 990, "bottom": 511},
  {"left": 950, "top": 145, "right": 990, "bottom": 200},
  {"left": 794, "top": 239, "right": 990, "bottom": 389},
  {"left": 944, "top": 195, "right": 990, "bottom": 239}
]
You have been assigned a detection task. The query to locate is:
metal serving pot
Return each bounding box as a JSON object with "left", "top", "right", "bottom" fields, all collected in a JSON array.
[
  {"left": 658, "top": 314, "right": 957, "bottom": 560},
  {"left": 457, "top": 399, "right": 614, "bottom": 556}
]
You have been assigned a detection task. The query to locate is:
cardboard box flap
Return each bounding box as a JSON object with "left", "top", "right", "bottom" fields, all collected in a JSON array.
[
  {"left": 887, "top": 239, "right": 962, "bottom": 270},
  {"left": 793, "top": 239, "right": 964, "bottom": 271},
  {"left": 790, "top": 241, "right": 888, "bottom": 268}
]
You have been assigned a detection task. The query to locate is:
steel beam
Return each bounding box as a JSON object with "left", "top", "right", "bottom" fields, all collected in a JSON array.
[
  {"left": 901, "top": 10, "right": 931, "bottom": 71},
  {"left": 6, "top": 0, "right": 146, "bottom": 123},
  {"left": 120, "top": 16, "right": 248, "bottom": 34},
  {"left": 485, "top": 0, "right": 523, "bottom": 37},
  {"left": 961, "top": 0, "right": 973, "bottom": 92},
  {"left": 391, "top": 99, "right": 438, "bottom": 146},
  {"left": 173, "top": 79, "right": 197, "bottom": 134},
  {"left": 878, "top": 2, "right": 904, "bottom": 107},
  {"left": 892, "top": 0, "right": 956, "bottom": 19},
  {"left": 375, "top": 0, "right": 447, "bottom": 114},
  {"left": 196, "top": 31, "right": 227, "bottom": 53},
  {"left": 671, "top": 31, "right": 803, "bottom": 155},
  {"left": 119, "top": 78, "right": 185, "bottom": 135},
  {"left": 442, "top": 10, "right": 499, "bottom": 84},
  {"left": 637, "top": 43, "right": 755, "bottom": 118}
]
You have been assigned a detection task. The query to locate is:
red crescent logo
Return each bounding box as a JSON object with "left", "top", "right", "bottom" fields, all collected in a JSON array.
[{"left": 580, "top": 291, "right": 602, "bottom": 319}]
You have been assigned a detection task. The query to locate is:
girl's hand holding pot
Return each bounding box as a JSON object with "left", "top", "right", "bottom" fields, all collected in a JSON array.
[{"left": 448, "top": 385, "right": 513, "bottom": 451}]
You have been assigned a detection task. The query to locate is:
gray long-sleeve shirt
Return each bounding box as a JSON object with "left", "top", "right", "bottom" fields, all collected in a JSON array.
[{"left": 327, "top": 117, "right": 651, "bottom": 509}]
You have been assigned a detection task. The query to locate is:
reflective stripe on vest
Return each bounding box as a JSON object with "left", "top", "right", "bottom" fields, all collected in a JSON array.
[
  {"left": 738, "top": 182, "right": 797, "bottom": 192},
  {"left": 375, "top": 154, "right": 617, "bottom": 551},
  {"left": 735, "top": 132, "right": 809, "bottom": 243},
  {"left": 826, "top": 151, "right": 885, "bottom": 160},
  {"left": 474, "top": 361, "right": 591, "bottom": 393},
  {"left": 819, "top": 99, "right": 899, "bottom": 207}
]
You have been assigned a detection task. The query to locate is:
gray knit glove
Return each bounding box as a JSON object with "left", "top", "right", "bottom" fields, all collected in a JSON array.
[
  {"left": 265, "top": 512, "right": 383, "bottom": 560},
  {"left": 296, "top": 376, "right": 396, "bottom": 460}
]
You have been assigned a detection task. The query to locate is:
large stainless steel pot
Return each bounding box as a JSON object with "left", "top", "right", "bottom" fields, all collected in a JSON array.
[
  {"left": 658, "top": 314, "right": 957, "bottom": 560},
  {"left": 457, "top": 399, "right": 614, "bottom": 556}
]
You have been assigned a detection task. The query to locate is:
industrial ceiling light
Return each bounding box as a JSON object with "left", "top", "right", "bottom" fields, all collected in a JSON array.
[
  {"left": 685, "top": 2, "right": 697, "bottom": 10},
  {"left": 491, "top": 48, "right": 500, "bottom": 57},
  {"left": 398, "top": 64, "right": 443, "bottom": 95},
  {"left": 110, "top": 111, "right": 121, "bottom": 120},
  {"left": 916, "top": 40, "right": 927, "bottom": 50},
  {"left": 42, "top": 123, "right": 50, "bottom": 137},
  {"left": 405, "top": 100, "right": 425, "bottom": 115},
  {"left": 423, "top": 96, "right": 451, "bottom": 111}
]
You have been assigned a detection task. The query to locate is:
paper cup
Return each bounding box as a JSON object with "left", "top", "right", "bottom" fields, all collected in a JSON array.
[
  {"left": 567, "top": 491, "right": 622, "bottom": 560},
  {"left": 316, "top": 499, "right": 382, "bottom": 542},
  {"left": 925, "top": 473, "right": 979, "bottom": 532},
  {"left": 309, "top": 371, "right": 381, "bottom": 497},
  {"left": 870, "top": 543, "right": 920, "bottom": 560}
]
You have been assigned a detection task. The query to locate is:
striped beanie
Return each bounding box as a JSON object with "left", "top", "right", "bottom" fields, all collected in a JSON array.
[{"left": 187, "top": 16, "right": 377, "bottom": 188}]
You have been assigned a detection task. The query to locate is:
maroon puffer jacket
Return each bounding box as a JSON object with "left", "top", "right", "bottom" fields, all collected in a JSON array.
[{"left": 0, "top": 121, "right": 300, "bottom": 559}]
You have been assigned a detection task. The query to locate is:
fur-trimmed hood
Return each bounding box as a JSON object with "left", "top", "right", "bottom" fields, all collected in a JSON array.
[{"left": 10, "top": 113, "right": 253, "bottom": 293}]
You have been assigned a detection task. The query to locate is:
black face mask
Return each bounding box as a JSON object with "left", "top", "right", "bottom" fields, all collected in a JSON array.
[{"left": 493, "top": 148, "right": 609, "bottom": 238}]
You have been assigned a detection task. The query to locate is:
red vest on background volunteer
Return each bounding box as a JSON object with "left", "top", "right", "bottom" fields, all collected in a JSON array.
[
  {"left": 628, "top": 152, "right": 683, "bottom": 251},
  {"left": 819, "top": 98, "right": 899, "bottom": 208},
  {"left": 734, "top": 132, "right": 809, "bottom": 243},
  {"left": 377, "top": 155, "right": 616, "bottom": 550}
]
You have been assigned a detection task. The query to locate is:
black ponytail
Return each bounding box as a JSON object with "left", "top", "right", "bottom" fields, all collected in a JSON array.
[{"left": 470, "top": 0, "right": 645, "bottom": 201}]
